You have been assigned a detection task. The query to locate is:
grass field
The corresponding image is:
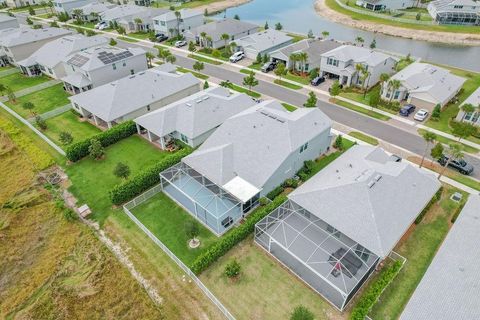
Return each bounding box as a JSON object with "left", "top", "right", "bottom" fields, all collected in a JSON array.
[
  {"left": 333, "top": 99, "right": 391, "bottom": 121},
  {"left": 41, "top": 111, "right": 101, "bottom": 146},
  {"left": 200, "top": 237, "right": 338, "bottom": 319},
  {"left": 5, "top": 84, "right": 70, "bottom": 118},
  {"left": 281, "top": 102, "right": 297, "bottom": 112},
  {"left": 0, "top": 73, "right": 50, "bottom": 92},
  {"left": 131, "top": 192, "right": 219, "bottom": 265},
  {"left": 274, "top": 79, "right": 303, "bottom": 90},
  {"left": 349, "top": 131, "right": 380, "bottom": 145},
  {"left": 369, "top": 186, "right": 468, "bottom": 319}
]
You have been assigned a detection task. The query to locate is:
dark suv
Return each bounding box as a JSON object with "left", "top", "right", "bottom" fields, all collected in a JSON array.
[
  {"left": 399, "top": 104, "right": 416, "bottom": 117},
  {"left": 438, "top": 155, "right": 474, "bottom": 175},
  {"left": 261, "top": 61, "right": 277, "bottom": 72},
  {"left": 310, "top": 76, "right": 325, "bottom": 86}
]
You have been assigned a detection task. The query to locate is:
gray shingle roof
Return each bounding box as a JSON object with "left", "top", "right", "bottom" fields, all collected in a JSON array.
[
  {"left": 100, "top": 5, "right": 168, "bottom": 24},
  {"left": 460, "top": 86, "right": 480, "bottom": 109},
  {"left": 182, "top": 101, "right": 332, "bottom": 190},
  {"left": 321, "top": 44, "right": 396, "bottom": 66},
  {"left": 17, "top": 34, "right": 108, "bottom": 68},
  {"left": 391, "top": 62, "right": 466, "bottom": 105},
  {"left": 233, "top": 29, "right": 293, "bottom": 53},
  {"left": 270, "top": 38, "right": 342, "bottom": 63},
  {"left": 186, "top": 18, "right": 258, "bottom": 42},
  {"left": 69, "top": 65, "right": 200, "bottom": 121},
  {"left": 0, "top": 27, "right": 71, "bottom": 47},
  {"left": 400, "top": 195, "right": 480, "bottom": 320},
  {"left": 288, "top": 146, "right": 441, "bottom": 257},
  {"left": 153, "top": 8, "right": 202, "bottom": 22},
  {"left": 76, "top": 2, "right": 116, "bottom": 15},
  {"left": 134, "top": 86, "right": 256, "bottom": 139}
]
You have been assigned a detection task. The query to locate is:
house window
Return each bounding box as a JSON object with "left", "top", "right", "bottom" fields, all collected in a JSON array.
[
  {"left": 464, "top": 112, "right": 473, "bottom": 121},
  {"left": 180, "top": 134, "right": 188, "bottom": 143},
  {"left": 472, "top": 112, "right": 480, "bottom": 123},
  {"left": 327, "top": 57, "right": 339, "bottom": 67},
  {"left": 300, "top": 142, "right": 308, "bottom": 153},
  {"left": 112, "top": 63, "right": 116, "bottom": 70},
  {"left": 393, "top": 90, "right": 400, "bottom": 99},
  {"left": 454, "top": 5, "right": 463, "bottom": 8},
  {"left": 305, "top": 63, "right": 309, "bottom": 71},
  {"left": 123, "top": 61, "right": 126, "bottom": 67},
  {"left": 71, "top": 66, "right": 75, "bottom": 71},
  {"left": 160, "top": 21, "right": 165, "bottom": 26},
  {"left": 130, "top": 69, "right": 134, "bottom": 75}
]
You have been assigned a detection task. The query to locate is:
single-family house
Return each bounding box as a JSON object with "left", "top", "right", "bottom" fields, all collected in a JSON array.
[
  {"left": 455, "top": 87, "right": 480, "bottom": 126},
  {"left": 153, "top": 8, "right": 204, "bottom": 37},
  {"left": 231, "top": 29, "right": 294, "bottom": 60},
  {"left": 0, "top": 27, "right": 72, "bottom": 66},
  {"left": 0, "top": 13, "right": 19, "bottom": 30},
  {"left": 5, "top": 0, "right": 39, "bottom": 8},
  {"left": 183, "top": 18, "right": 260, "bottom": 49},
  {"left": 381, "top": 62, "right": 466, "bottom": 110},
  {"left": 400, "top": 195, "right": 480, "bottom": 320},
  {"left": 355, "top": 0, "right": 416, "bottom": 11},
  {"left": 428, "top": 0, "right": 480, "bottom": 25},
  {"left": 320, "top": 45, "right": 397, "bottom": 89},
  {"left": 135, "top": 86, "right": 257, "bottom": 149},
  {"left": 270, "top": 38, "right": 342, "bottom": 72},
  {"left": 70, "top": 64, "right": 201, "bottom": 128},
  {"left": 255, "top": 145, "right": 440, "bottom": 311},
  {"left": 100, "top": 5, "right": 168, "bottom": 32},
  {"left": 53, "top": 0, "right": 96, "bottom": 14},
  {"left": 62, "top": 45, "right": 147, "bottom": 94},
  {"left": 160, "top": 101, "right": 332, "bottom": 235},
  {"left": 72, "top": 2, "right": 116, "bottom": 22},
  {"left": 17, "top": 34, "right": 108, "bottom": 78}
]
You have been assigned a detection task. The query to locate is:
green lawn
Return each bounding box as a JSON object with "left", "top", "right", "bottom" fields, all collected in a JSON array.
[
  {"left": 248, "top": 62, "right": 262, "bottom": 70},
  {"left": 118, "top": 36, "right": 139, "bottom": 43},
  {"left": 176, "top": 67, "right": 209, "bottom": 80},
  {"left": 188, "top": 54, "right": 223, "bottom": 65},
  {"left": 197, "top": 48, "right": 230, "bottom": 62},
  {"left": 131, "top": 192, "right": 219, "bottom": 266},
  {"left": 284, "top": 71, "right": 310, "bottom": 85},
  {"left": 281, "top": 103, "right": 297, "bottom": 112},
  {"left": 369, "top": 186, "right": 468, "bottom": 319},
  {"left": 349, "top": 131, "right": 380, "bottom": 145},
  {"left": 274, "top": 79, "right": 303, "bottom": 90},
  {"left": 286, "top": 33, "right": 307, "bottom": 43},
  {"left": 66, "top": 135, "right": 172, "bottom": 224},
  {"left": 425, "top": 67, "right": 480, "bottom": 145},
  {"left": 0, "top": 73, "right": 50, "bottom": 92},
  {"left": 333, "top": 99, "right": 391, "bottom": 121},
  {"left": 5, "top": 84, "right": 70, "bottom": 118},
  {"left": 417, "top": 129, "right": 479, "bottom": 154},
  {"left": 240, "top": 69, "right": 251, "bottom": 75},
  {"left": 41, "top": 111, "right": 101, "bottom": 146},
  {"left": 339, "top": 86, "right": 399, "bottom": 115},
  {"left": 229, "top": 84, "right": 261, "bottom": 98}
]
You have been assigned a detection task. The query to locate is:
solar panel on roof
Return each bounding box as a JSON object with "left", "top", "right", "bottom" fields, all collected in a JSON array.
[
  {"left": 98, "top": 50, "right": 133, "bottom": 65},
  {"left": 67, "top": 54, "right": 89, "bottom": 67}
]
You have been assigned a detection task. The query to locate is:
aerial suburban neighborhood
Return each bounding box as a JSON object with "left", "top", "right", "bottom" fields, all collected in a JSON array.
[{"left": 0, "top": 0, "right": 479, "bottom": 319}]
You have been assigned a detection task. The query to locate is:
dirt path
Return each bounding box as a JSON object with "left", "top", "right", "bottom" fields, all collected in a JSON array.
[
  {"left": 197, "top": 0, "right": 252, "bottom": 14},
  {"left": 314, "top": 0, "right": 480, "bottom": 46}
]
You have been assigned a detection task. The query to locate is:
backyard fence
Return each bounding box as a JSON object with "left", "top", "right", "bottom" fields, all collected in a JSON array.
[
  {"left": 123, "top": 185, "right": 236, "bottom": 320},
  {"left": 28, "top": 104, "right": 71, "bottom": 123}
]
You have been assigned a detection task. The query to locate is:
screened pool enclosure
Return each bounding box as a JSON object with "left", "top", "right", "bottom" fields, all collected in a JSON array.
[
  {"left": 255, "top": 200, "right": 380, "bottom": 310},
  {"left": 160, "top": 162, "right": 259, "bottom": 235}
]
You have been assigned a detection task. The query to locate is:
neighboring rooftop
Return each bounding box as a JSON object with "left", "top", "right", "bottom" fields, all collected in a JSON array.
[
  {"left": 271, "top": 38, "right": 342, "bottom": 63},
  {"left": 0, "top": 27, "right": 71, "bottom": 47},
  {"left": 153, "top": 8, "right": 202, "bottom": 21},
  {"left": 76, "top": 2, "right": 116, "bottom": 15},
  {"left": 17, "top": 34, "right": 108, "bottom": 68},
  {"left": 101, "top": 5, "right": 167, "bottom": 23},
  {"left": 135, "top": 86, "right": 256, "bottom": 140},
  {"left": 69, "top": 64, "right": 200, "bottom": 122},
  {"left": 289, "top": 145, "right": 441, "bottom": 257},
  {"left": 322, "top": 44, "right": 396, "bottom": 66},
  {"left": 234, "top": 29, "right": 293, "bottom": 53},
  {"left": 429, "top": 0, "right": 480, "bottom": 13},
  {"left": 187, "top": 18, "right": 258, "bottom": 41},
  {"left": 64, "top": 45, "right": 145, "bottom": 71},
  {"left": 400, "top": 195, "right": 480, "bottom": 320},
  {"left": 391, "top": 62, "right": 466, "bottom": 104},
  {"left": 461, "top": 86, "right": 480, "bottom": 108},
  {"left": 183, "top": 101, "right": 332, "bottom": 191}
]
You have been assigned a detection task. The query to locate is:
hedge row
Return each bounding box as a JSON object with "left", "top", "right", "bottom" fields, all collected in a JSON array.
[
  {"left": 414, "top": 186, "right": 443, "bottom": 225},
  {"left": 350, "top": 260, "right": 403, "bottom": 320},
  {"left": 190, "top": 195, "right": 287, "bottom": 274},
  {"left": 65, "top": 120, "right": 137, "bottom": 162},
  {"left": 109, "top": 147, "right": 192, "bottom": 205}
]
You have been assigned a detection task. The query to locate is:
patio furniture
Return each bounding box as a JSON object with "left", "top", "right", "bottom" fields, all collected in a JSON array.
[{"left": 328, "top": 248, "right": 363, "bottom": 277}]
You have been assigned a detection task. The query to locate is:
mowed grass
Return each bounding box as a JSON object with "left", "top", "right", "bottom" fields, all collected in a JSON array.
[
  {"left": 0, "top": 73, "right": 50, "bottom": 92},
  {"left": 274, "top": 79, "right": 303, "bottom": 90},
  {"left": 369, "top": 186, "right": 468, "bottom": 319},
  {"left": 42, "top": 111, "right": 101, "bottom": 146},
  {"left": 200, "top": 237, "right": 337, "bottom": 319},
  {"left": 177, "top": 67, "right": 209, "bottom": 80},
  {"left": 333, "top": 98, "right": 391, "bottom": 121},
  {"left": 349, "top": 131, "right": 380, "bottom": 145},
  {"left": 229, "top": 84, "right": 261, "bottom": 98},
  {"left": 66, "top": 135, "right": 171, "bottom": 224},
  {"left": 131, "top": 192, "right": 219, "bottom": 265},
  {"left": 281, "top": 102, "right": 297, "bottom": 112},
  {"left": 5, "top": 84, "right": 70, "bottom": 118},
  {"left": 188, "top": 54, "right": 223, "bottom": 65}
]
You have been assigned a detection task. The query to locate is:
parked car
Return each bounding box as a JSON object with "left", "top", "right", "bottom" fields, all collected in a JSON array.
[
  {"left": 311, "top": 76, "right": 325, "bottom": 86},
  {"left": 175, "top": 40, "right": 187, "bottom": 48},
  {"left": 95, "top": 21, "right": 107, "bottom": 29},
  {"left": 229, "top": 51, "right": 244, "bottom": 63},
  {"left": 414, "top": 109, "right": 429, "bottom": 121},
  {"left": 261, "top": 61, "right": 276, "bottom": 72},
  {"left": 438, "top": 155, "right": 474, "bottom": 175},
  {"left": 389, "top": 154, "right": 402, "bottom": 162},
  {"left": 155, "top": 34, "right": 168, "bottom": 42},
  {"left": 399, "top": 104, "right": 416, "bottom": 117}
]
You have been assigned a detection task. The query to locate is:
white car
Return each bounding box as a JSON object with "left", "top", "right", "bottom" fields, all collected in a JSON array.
[
  {"left": 229, "top": 51, "right": 244, "bottom": 63},
  {"left": 414, "top": 109, "right": 429, "bottom": 121},
  {"left": 95, "top": 21, "right": 107, "bottom": 29},
  {"left": 175, "top": 40, "right": 187, "bottom": 48}
]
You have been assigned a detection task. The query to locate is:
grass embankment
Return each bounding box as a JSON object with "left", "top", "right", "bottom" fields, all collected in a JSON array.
[
  {"left": 349, "top": 131, "right": 380, "bottom": 145},
  {"left": 369, "top": 186, "right": 468, "bottom": 319},
  {"left": 332, "top": 98, "right": 391, "bottom": 121},
  {"left": 0, "top": 73, "right": 50, "bottom": 92},
  {"left": 0, "top": 120, "right": 164, "bottom": 319}
]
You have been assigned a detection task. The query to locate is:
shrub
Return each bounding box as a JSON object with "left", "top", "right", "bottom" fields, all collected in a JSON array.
[
  {"left": 297, "top": 160, "right": 315, "bottom": 181},
  {"left": 109, "top": 147, "right": 192, "bottom": 205},
  {"left": 266, "top": 185, "right": 284, "bottom": 200},
  {"left": 59, "top": 131, "right": 73, "bottom": 145},
  {"left": 350, "top": 260, "right": 402, "bottom": 320},
  {"left": 65, "top": 120, "right": 137, "bottom": 162},
  {"left": 334, "top": 134, "right": 344, "bottom": 150},
  {"left": 415, "top": 186, "right": 443, "bottom": 224},
  {"left": 88, "top": 138, "right": 104, "bottom": 160},
  {"left": 282, "top": 178, "right": 298, "bottom": 189},
  {"left": 113, "top": 162, "right": 130, "bottom": 180},
  {"left": 190, "top": 195, "right": 287, "bottom": 274},
  {"left": 224, "top": 259, "right": 241, "bottom": 278},
  {"left": 35, "top": 115, "right": 47, "bottom": 130},
  {"left": 290, "top": 305, "right": 314, "bottom": 320},
  {"left": 185, "top": 220, "right": 200, "bottom": 240},
  {"left": 63, "top": 208, "right": 77, "bottom": 221},
  {"left": 431, "top": 104, "right": 441, "bottom": 121},
  {"left": 258, "top": 197, "right": 269, "bottom": 206}
]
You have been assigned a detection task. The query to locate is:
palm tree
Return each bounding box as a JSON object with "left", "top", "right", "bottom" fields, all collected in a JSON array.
[
  {"left": 200, "top": 31, "right": 207, "bottom": 48},
  {"left": 229, "top": 41, "right": 237, "bottom": 53},
  {"left": 420, "top": 131, "right": 436, "bottom": 168},
  {"left": 379, "top": 72, "right": 390, "bottom": 95},
  {"left": 146, "top": 52, "right": 154, "bottom": 67},
  {"left": 220, "top": 33, "right": 230, "bottom": 55},
  {"left": 174, "top": 10, "right": 181, "bottom": 37},
  {"left": 438, "top": 143, "right": 463, "bottom": 180},
  {"left": 355, "top": 36, "right": 364, "bottom": 46},
  {"left": 298, "top": 52, "right": 308, "bottom": 74},
  {"left": 460, "top": 103, "right": 475, "bottom": 121},
  {"left": 322, "top": 30, "right": 329, "bottom": 39},
  {"left": 166, "top": 54, "right": 176, "bottom": 64},
  {"left": 289, "top": 53, "right": 299, "bottom": 72},
  {"left": 205, "top": 35, "right": 212, "bottom": 48},
  {"left": 388, "top": 79, "right": 401, "bottom": 103},
  {"left": 72, "top": 8, "right": 83, "bottom": 24},
  {"left": 133, "top": 17, "right": 143, "bottom": 32}
]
